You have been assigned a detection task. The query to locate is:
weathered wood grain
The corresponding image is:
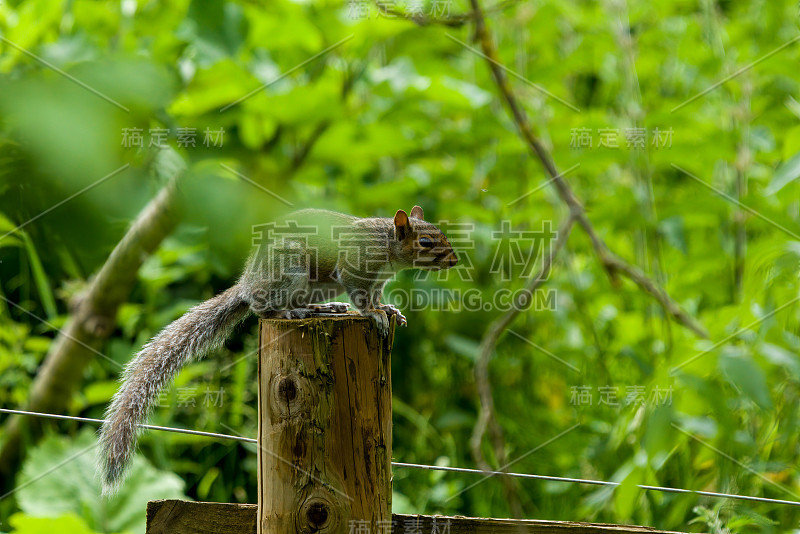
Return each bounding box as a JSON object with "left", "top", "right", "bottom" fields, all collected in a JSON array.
[
  {"left": 147, "top": 500, "right": 693, "bottom": 534},
  {"left": 257, "top": 314, "right": 394, "bottom": 533}
]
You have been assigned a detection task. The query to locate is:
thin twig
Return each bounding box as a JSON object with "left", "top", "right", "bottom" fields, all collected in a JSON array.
[
  {"left": 466, "top": 0, "right": 707, "bottom": 339},
  {"left": 471, "top": 214, "right": 577, "bottom": 517}
]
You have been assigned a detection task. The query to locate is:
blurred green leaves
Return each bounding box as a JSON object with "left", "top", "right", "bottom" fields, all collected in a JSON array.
[
  {"left": 16, "top": 429, "right": 186, "bottom": 534},
  {"left": 5, "top": 513, "right": 103, "bottom": 534},
  {"left": 0, "top": 0, "right": 799, "bottom": 531}
]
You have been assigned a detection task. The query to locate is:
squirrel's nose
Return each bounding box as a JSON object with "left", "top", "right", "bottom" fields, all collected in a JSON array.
[{"left": 448, "top": 252, "right": 458, "bottom": 267}]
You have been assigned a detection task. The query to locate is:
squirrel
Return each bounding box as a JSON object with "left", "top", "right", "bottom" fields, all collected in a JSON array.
[{"left": 98, "top": 206, "right": 457, "bottom": 495}]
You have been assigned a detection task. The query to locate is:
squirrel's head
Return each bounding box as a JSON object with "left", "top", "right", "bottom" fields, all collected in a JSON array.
[{"left": 393, "top": 206, "right": 458, "bottom": 270}]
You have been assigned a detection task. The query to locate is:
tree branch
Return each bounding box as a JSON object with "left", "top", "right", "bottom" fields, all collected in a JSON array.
[
  {"left": 0, "top": 149, "right": 184, "bottom": 489},
  {"left": 470, "top": 213, "right": 576, "bottom": 517},
  {"left": 466, "top": 0, "right": 707, "bottom": 339}
]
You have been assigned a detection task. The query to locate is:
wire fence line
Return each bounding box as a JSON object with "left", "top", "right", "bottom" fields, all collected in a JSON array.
[
  {"left": 2, "top": 408, "right": 799, "bottom": 508},
  {"left": 0, "top": 408, "right": 256, "bottom": 443}
]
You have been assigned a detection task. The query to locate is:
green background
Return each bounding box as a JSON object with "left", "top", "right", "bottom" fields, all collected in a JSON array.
[{"left": 1, "top": 0, "right": 800, "bottom": 532}]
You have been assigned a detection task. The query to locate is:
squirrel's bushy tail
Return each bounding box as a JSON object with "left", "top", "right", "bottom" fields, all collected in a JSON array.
[{"left": 98, "top": 285, "right": 250, "bottom": 495}]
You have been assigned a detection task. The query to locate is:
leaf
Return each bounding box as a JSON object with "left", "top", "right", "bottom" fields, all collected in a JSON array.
[
  {"left": 238, "top": 113, "right": 277, "bottom": 149},
  {"left": 443, "top": 334, "right": 479, "bottom": 362},
  {"left": 0, "top": 219, "right": 56, "bottom": 317},
  {"left": 613, "top": 461, "right": 643, "bottom": 521},
  {"left": 196, "top": 466, "right": 220, "bottom": 500},
  {"left": 765, "top": 151, "right": 800, "bottom": 195},
  {"left": 758, "top": 342, "right": 800, "bottom": 378},
  {"left": 20, "top": 232, "right": 57, "bottom": 319},
  {"left": 7, "top": 513, "right": 103, "bottom": 534},
  {"left": 169, "top": 60, "right": 257, "bottom": 116},
  {"left": 657, "top": 216, "right": 687, "bottom": 254},
  {"left": 718, "top": 351, "right": 773, "bottom": 410},
  {"left": 244, "top": 4, "right": 323, "bottom": 53},
  {"left": 391, "top": 491, "right": 414, "bottom": 515},
  {"left": 17, "top": 429, "right": 187, "bottom": 534},
  {"left": 177, "top": 0, "right": 246, "bottom": 65},
  {"left": 778, "top": 126, "right": 800, "bottom": 161},
  {"left": 424, "top": 76, "right": 491, "bottom": 110},
  {"left": 80, "top": 380, "right": 121, "bottom": 407},
  {"left": 0, "top": 212, "right": 23, "bottom": 247},
  {"left": 370, "top": 57, "right": 431, "bottom": 94},
  {"left": 643, "top": 404, "right": 672, "bottom": 463},
  {"left": 262, "top": 80, "right": 343, "bottom": 125}
]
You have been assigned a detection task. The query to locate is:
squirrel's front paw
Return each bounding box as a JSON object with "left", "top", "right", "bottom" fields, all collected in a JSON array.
[
  {"left": 362, "top": 309, "right": 390, "bottom": 337},
  {"left": 377, "top": 304, "right": 407, "bottom": 327}
]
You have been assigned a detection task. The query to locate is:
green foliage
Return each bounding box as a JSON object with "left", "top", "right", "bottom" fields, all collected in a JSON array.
[
  {"left": 1, "top": 0, "right": 800, "bottom": 532},
  {"left": 15, "top": 429, "right": 187, "bottom": 534},
  {"left": 5, "top": 513, "right": 103, "bottom": 534}
]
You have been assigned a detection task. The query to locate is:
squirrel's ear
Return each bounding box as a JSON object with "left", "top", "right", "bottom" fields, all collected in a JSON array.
[
  {"left": 410, "top": 205, "right": 424, "bottom": 220},
  {"left": 394, "top": 209, "right": 411, "bottom": 240}
]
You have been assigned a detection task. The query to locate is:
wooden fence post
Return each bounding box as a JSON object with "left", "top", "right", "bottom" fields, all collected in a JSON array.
[{"left": 257, "top": 313, "right": 394, "bottom": 534}]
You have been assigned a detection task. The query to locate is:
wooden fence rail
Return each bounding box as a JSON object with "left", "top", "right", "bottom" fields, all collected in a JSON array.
[{"left": 146, "top": 500, "right": 687, "bottom": 534}]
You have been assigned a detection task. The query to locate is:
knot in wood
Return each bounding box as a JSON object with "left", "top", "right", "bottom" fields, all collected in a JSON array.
[
  {"left": 300, "top": 497, "right": 334, "bottom": 532},
  {"left": 84, "top": 314, "right": 114, "bottom": 337},
  {"left": 306, "top": 502, "right": 328, "bottom": 528},
  {"left": 278, "top": 377, "right": 297, "bottom": 403},
  {"left": 269, "top": 372, "right": 306, "bottom": 419}
]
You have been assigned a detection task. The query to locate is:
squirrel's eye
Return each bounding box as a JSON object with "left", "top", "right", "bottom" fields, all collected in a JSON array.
[{"left": 419, "top": 236, "right": 434, "bottom": 248}]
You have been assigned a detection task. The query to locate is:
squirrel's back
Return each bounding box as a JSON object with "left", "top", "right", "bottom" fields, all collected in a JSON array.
[{"left": 245, "top": 209, "right": 395, "bottom": 287}]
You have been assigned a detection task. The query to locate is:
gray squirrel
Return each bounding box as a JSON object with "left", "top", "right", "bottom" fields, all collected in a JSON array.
[{"left": 98, "top": 206, "right": 457, "bottom": 494}]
